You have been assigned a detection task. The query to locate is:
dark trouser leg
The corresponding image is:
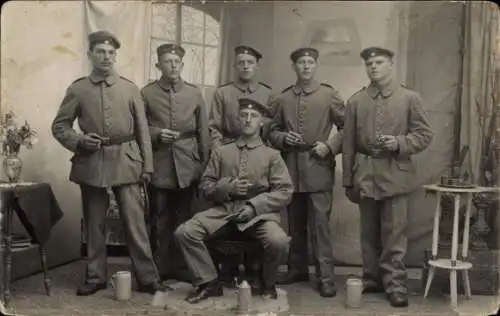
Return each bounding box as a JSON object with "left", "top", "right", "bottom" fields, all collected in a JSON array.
[
  {"left": 80, "top": 185, "right": 109, "bottom": 284},
  {"left": 151, "top": 187, "right": 178, "bottom": 277},
  {"left": 151, "top": 187, "right": 173, "bottom": 276},
  {"left": 168, "top": 187, "right": 196, "bottom": 279},
  {"left": 174, "top": 208, "right": 228, "bottom": 286},
  {"left": 113, "top": 184, "right": 159, "bottom": 285},
  {"left": 380, "top": 195, "right": 408, "bottom": 294},
  {"left": 246, "top": 221, "right": 289, "bottom": 288},
  {"left": 287, "top": 193, "right": 309, "bottom": 274},
  {"left": 308, "top": 191, "right": 335, "bottom": 284},
  {"left": 359, "top": 198, "right": 382, "bottom": 284}
]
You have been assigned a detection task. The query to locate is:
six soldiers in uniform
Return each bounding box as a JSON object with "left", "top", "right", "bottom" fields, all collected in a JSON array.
[{"left": 52, "top": 30, "right": 433, "bottom": 308}]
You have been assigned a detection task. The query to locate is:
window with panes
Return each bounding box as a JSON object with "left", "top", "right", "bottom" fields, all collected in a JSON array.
[{"left": 149, "top": 2, "right": 220, "bottom": 108}]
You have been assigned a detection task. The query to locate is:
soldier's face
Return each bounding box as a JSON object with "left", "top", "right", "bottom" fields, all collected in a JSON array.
[
  {"left": 235, "top": 54, "right": 259, "bottom": 81},
  {"left": 292, "top": 56, "right": 317, "bottom": 81},
  {"left": 238, "top": 108, "right": 263, "bottom": 136},
  {"left": 88, "top": 43, "right": 117, "bottom": 73},
  {"left": 365, "top": 56, "right": 393, "bottom": 82},
  {"left": 156, "top": 53, "right": 184, "bottom": 81}
]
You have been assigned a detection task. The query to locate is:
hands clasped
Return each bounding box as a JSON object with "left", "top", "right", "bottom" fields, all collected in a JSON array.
[
  {"left": 376, "top": 135, "right": 399, "bottom": 152},
  {"left": 225, "top": 205, "right": 256, "bottom": 223},
  {"left": 159, "top": 129, "right": 180, "bottom": 144},
  {"left": 284, "top": 131, "right": 305, "bottom": 147},
  {"left": 229, "top": 177, "right": 252, "bottom": 197},
  {"left": 79, "top": 133, "right": 109, "bottom": 152}
]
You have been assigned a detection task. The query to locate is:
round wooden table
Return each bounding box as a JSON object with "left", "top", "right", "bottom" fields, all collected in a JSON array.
[{"left": 422, "top": 184, "right": 499, "bottom": 309}]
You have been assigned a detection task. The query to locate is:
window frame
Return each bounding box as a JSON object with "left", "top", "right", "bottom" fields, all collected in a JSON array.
[{"left": 149, "top": 2, "right": 219, "bottom": 101}]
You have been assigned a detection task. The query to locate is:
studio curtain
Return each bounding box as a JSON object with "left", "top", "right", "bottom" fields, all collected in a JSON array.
[
  {"left": 216, "top": 4, "right": 242, "bottom": 85},
  {"left": 459, "top": 1, "right": 499, "bottom": 185},
  {"left": 83, "top": 0, "right": 152, "bottom": 87}
]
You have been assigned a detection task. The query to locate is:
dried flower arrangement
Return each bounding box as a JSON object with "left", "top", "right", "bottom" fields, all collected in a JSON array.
[{"left": 0, "top": 111, "right": 38, "bottom": 156}]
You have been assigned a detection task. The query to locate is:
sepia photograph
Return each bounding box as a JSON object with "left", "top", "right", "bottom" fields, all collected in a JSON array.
[{"left": 0, "top": 0, "right": 499, "bottom": 315}]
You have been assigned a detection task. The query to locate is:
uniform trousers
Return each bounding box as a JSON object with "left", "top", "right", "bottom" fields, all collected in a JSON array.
[
  {"left": 150, "top": 186, "right": 195, "bottom": 278},
  {"left": 359, "top": 194, "right": 408, "bottom": 294},
  {"left": 81, "top": 184, "right": 159, "bottom": 285},
  {"left": 287, "top": 191, "right": 335, "bottom": 284},
  {"left": 174, "top": 207, "right": 289, "bottom": 287}
]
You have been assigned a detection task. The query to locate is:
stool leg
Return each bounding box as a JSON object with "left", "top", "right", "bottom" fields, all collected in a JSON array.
[
  {"left": 449, "top": 194, "right": 461, "bottom": 310},
  {"left": 450, "top": 270, "right": 458, "bottom": 309},
  {"left": 4, "top": 208, "right": 13, "bottom": 306},
  {"left": 423, "top": 266, "right": 436, "bottom": 299},
  {"left": 39, "top": 246, "right": 51, "bottom": 296},
  {"left": 461, "top": 270, "right": 471, "bottom": 299},
  {"left": 461, "top": 193, "right": 472, "bottom": 300}
]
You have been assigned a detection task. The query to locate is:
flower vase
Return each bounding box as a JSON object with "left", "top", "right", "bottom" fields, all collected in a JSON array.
[{"left": 3, "top": 154, "right": 23, "bottom": 182}]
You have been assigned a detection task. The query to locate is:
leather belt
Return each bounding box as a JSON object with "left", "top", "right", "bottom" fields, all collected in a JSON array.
[
  {"left": 100, "top": 135, "right": 135, "bottom": 146},
  {"left": 357, "top": 147, "right": 392, "bottom": 158},
  {"left": 294, "top": 143, "right": 316, "bottom": 152},
  {"left": 175, "top": 131, "right": 198, "bottom": 141}
]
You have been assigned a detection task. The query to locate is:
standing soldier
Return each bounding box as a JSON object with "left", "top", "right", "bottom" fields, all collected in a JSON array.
[
  {"left": 141, "top": 43, "right": 211, "bottom": 282},
  {"left": 52, "top": 30, "right": 167, "bottom": 296},
  {"left": 269, "top": 48, "right": 345, "bottom": 298},
  {"left": 174, "top": 97, "right": 293, "bottom": 304},
  {"left": 342, "top": 47, "right": 433, "bottom": 307},
  {"left": 209, "top": 45, "right": 274, "bottom": 147},
  {"left": 209, "top": 45, "right": 274, "bottom": 286}
]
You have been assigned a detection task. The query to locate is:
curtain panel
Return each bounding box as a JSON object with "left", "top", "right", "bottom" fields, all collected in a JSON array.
[
  {"left": 459, "top": 1, "right": 499, "bottom": 184},
  {"left": 83, "top": 0, "right": 152, "bottom": 87}
]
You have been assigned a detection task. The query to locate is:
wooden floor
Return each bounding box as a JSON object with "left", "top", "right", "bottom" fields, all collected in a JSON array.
[{"left": 2, "top": 257, "right": 499, "bottom": 316}]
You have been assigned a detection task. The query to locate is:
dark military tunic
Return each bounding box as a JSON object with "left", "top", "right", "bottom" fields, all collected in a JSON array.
[
  {"left": 52, "top": 71, "right": 153, "bottom": 188},
  {"left": 342, "top": 80, "right": 434, "bottom": 199},
  {"left": 141, "top": 78, "right": 210, "bottom": 189},
  {"left": 209, "top": 80, "right": 274, "bottom": 146},
  {"left": 269, "top": 80, "right": 345, "bottom": 192}
]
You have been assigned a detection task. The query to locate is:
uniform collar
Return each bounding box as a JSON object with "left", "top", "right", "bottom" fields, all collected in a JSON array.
[
  {"left": 157, "top": 76, "right": 184, "bottom": 92},
  {"left": 235, "top": 136, "right": 264, "bottom": 149},
  {"left": 366, "top": 79, "right": 399, "bottom": 99},
  {"left": 89, "top": 69, "right": 119, "bottom": 86},
  {"left": 292, "top": 79, "right": 320, "bottom": 95},
  {"left": 233, "top": 80, "right": 259, "bottom": 93}
]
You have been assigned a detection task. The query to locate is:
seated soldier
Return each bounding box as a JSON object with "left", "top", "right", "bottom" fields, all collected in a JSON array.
[{"left": 174, "top": 97, "right": 293, "bottom": 304}]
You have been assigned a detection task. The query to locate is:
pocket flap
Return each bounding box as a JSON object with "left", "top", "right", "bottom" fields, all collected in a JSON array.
[
  {"left": 125, "top": 149, "right": 143, "bottom": 162},
  {"left": 396, "top": 159, "right": 414, "bottom": 172}
]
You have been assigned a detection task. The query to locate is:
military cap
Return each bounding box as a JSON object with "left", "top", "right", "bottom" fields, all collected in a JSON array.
[
  {"left": 88, "top": 30, "right": 121, "bottom": 50},
  {"left": 235, "top": 45, "right": 263, "bottom": 60},
  {"left": 290, "top": 47, "right": 319, "bottom": 62},
  {"left": 238, "top": 97, "right": 269, "bottom": 116},
  {"left": 360, "top": 46, "right": 395, "bottom": 60},
  {"left": 157, "top": 43, "right": 186, "bottom": 58}
]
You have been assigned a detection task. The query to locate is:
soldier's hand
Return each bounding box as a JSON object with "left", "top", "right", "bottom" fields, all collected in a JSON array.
[
  {"left": 79, "top": 133, "right": 103, "bottom": 151},
  {"left": 345, "top": 187, "right": 360, "bottom": 204},
  {"left": 284, "top": 132, "right": 305, "bottom": 146},
  {"left": 140, "top": 172, "right": 152, "bottom": 183},
  {"left": 159, "top": 129, "right": 180, "bottom": 144},
  {"left": 229, "top": 178, "right": 251, "bottom": 196},
  {"left": 311, "top": 141, "right": 330, "bottom": 159},
  {"left": 234, "top": 205, "right": 256, "bottom": 223},
  {"left": 381, "top": 135, "right": 399, "bottom": 152}
]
